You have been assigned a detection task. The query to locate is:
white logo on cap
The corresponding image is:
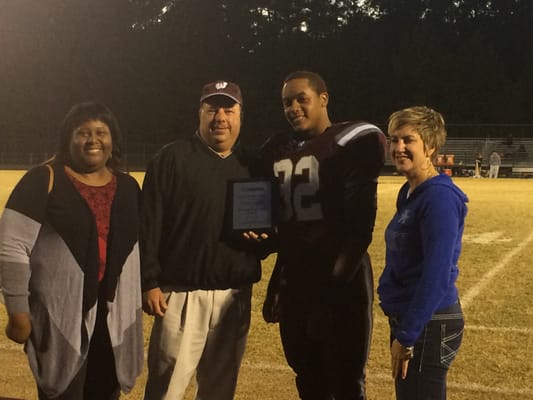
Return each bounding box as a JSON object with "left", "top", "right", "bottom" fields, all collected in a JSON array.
[{"left": 215, "top": 81, "right": 228, "bottom": 90}]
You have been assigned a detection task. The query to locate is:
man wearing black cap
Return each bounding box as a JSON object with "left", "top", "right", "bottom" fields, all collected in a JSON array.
[{"left": 140, "top": 81, "right": 262, "bottom": 399}]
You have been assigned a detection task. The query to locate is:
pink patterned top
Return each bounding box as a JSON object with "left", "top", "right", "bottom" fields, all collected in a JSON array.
[{"left": 67, "top": 170, "right": 117, "bottom": 282}]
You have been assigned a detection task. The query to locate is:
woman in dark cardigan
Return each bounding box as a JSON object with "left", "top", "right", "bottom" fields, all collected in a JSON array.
[{"left": 0, "top": 102, "right": 143, "bottom": 399}]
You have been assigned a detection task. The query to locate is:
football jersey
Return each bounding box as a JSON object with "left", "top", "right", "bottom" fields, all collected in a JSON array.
[{"left": 261, "top": 121, "right": 386, "bottom": 257}]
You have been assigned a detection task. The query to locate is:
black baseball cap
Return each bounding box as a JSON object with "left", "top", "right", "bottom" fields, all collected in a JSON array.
[{"left": 200, "top": 81, "right": 243, "bottom": 105}]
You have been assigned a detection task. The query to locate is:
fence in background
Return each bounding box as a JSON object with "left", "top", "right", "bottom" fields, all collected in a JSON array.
[{"left": 2, "top": 136, "right": 533, "bottom": 177}]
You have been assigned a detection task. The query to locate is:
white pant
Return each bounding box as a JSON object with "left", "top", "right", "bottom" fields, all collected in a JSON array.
[
  {"left": 144, "top": 287, "right": 252, "bottom": 400},
  {"left": 489, "top": 164, "right": 500, "bottom": 178}
]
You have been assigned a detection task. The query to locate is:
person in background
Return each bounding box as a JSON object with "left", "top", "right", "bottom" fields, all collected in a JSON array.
[
  {"left": 0, "top": 102, "right": 144, "bottom": 399},
  {"left": 488, "top": 150, "right": 501, "bottom": 178},
  {"left": 474, "top": 152, "right": 483, "bottom": 178},
  {"left": 378, "top": 106, "right": 467, "bottom": 400},
  {"left": 256, "top": 70, "right": 386, "bottom": 399},
  {"left": 140, "top": 81, "right": 263, "bottom": 400}
]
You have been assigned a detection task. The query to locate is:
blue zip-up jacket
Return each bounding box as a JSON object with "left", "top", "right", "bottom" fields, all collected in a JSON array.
[{"left": 377, "top": 173, "right": 468, "bottom": 346}]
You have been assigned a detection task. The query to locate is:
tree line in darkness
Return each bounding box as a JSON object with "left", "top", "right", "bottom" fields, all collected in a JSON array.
[{"left": 1, "top": 0, "right": 532, "bottom": 155}]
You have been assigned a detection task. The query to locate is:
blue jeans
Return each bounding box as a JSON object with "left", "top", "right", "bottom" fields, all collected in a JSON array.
[{"left": 390, "top": 301, "right": 464, "bottom": 400}]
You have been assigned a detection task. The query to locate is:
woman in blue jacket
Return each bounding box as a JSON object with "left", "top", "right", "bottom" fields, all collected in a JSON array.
[{"left": 378, "top": 106, "right": 467, "bottom": 400}]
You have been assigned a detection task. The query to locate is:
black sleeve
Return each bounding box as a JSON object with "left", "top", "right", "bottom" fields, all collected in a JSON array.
[
  {"left": 6, "top": 165, "right": 51, "bottom": 223},
  {"left": 341, "top": 130, "right": 387, "bottom": 241},
  {"left": 139, "top": 156, "right": 167, "bottom": 292}
]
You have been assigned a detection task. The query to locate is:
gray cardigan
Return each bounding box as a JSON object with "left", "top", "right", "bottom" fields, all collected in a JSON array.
[{"left": 0, "top": 164, "right": 143, "bottom": 397}]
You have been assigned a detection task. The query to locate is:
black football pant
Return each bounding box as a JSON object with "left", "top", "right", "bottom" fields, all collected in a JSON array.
[{"left": 278, "top": 254, "right": 374, "bottom": 400}]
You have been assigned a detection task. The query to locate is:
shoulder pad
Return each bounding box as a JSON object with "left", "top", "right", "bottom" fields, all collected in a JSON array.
[{"left": 335, "top": 122, "right": 383, "bottom": 147}]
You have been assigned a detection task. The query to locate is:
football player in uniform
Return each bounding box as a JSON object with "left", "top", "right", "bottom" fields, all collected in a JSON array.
[{"left": 257, "top": 71, "right": 387, "bottom": 399}]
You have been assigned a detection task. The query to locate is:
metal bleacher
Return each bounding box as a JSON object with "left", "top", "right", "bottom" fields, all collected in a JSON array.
[
  {"left": 437, "top": 137, "right": 533, "bottom": 177},
  {"left": 384, "top": 137, "right": 533, "bottom": 177}
]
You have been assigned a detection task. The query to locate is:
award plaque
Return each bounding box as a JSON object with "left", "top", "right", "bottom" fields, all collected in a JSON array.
[{"left": 228, "top": 179, "right": 274, "bottom": 233}]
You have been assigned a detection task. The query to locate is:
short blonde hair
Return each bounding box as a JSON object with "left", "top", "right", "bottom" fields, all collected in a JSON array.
[{"left": 388, "top": 106, "right": 446, "bottom": 159}]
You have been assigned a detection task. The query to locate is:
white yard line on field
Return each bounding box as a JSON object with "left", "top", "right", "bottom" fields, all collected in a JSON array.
[
  {"left": 466, "top": 325, "right": 532, "bottom": 334},
  {"left": 1, "top": 345, "right": 531, "bottom": 396},
  {"left": 2, "top": 323, "right": 529, "bottom": 355},
  {"left": 241, "top": 361, "right": 290, "bottom": 371},
  {"left": 369, "top": 373, "right": 533, "bottom": 397},
  {"left": 461, "top": 229, "right": 533, "bottom": 309}
]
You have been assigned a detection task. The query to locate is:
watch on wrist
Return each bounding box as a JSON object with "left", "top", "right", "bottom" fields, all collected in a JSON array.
[{"left": 405, "top": 346, "right": 414, "bottom": 359}]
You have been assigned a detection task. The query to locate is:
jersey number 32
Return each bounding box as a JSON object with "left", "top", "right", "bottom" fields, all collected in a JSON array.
[{"left": 273, "top": 155, "right": 323, "bottom": 222}]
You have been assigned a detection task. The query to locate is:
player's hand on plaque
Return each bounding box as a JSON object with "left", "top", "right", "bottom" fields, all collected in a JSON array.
[{"left": 242, "top": 231, "right": 269, "bottom": 242}]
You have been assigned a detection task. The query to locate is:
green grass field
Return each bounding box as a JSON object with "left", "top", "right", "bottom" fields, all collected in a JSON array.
[{"left": 1, "top": 171, "right": 532, "bottom": 399}]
